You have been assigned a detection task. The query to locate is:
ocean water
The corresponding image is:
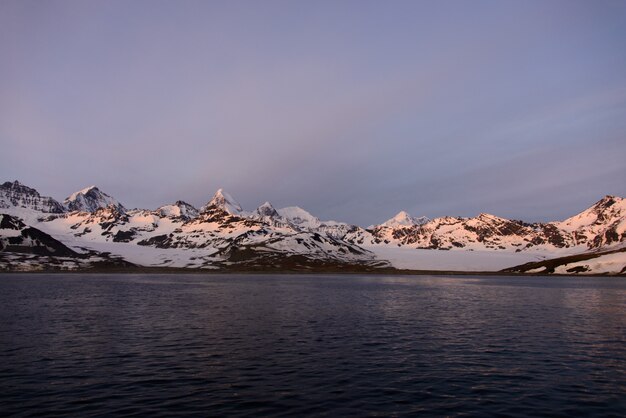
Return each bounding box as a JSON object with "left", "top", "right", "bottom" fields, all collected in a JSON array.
[{"left": 1, "top": 273, "right": 625, "bottom": 417}]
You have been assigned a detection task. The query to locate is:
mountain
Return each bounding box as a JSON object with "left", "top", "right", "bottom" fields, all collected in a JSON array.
[
  {"left": 347, "top": 213, "right": 564, "bottom": 251},
  {"left": 0, "top": 181, "right": 64, "bottom": 214},
  {"left": 138, "top": 196, "right": 380, "bottom": 269},
  {"left": 156, "top": 201, "right": 199, "bottom": 220},
  {"left": 201, "top": 189, "right": 243, "bottom": 215},
  {"left": 251, "top": 202, "right": 291, "bottom": 227},
  {"left": 0, "top": 213, "right": 132, "bottom": 271},
  {"left": 250, "top": 203, "right": 353, "bottom": 237},
  {"left": 0, "top": 180, "right": 624, "bottom": 274},
  {"left": 0, "top": 213, "right": 78, "bottom": 257},
  {"left": 380, "top": 211, "right": 429, "bottom": 228},
  {"left": 552, "top": 195, "right": 626, "bottom": 249},
  {"left": 64, "top": 186, "right": 125, "bottom": 213},
  {"left": 256, "top": 202, "right": 279, "bottom": 217},
  {"left": 15, "top": 186, "right": 382, "bottom": 270},
  {"left": 277, "top": 206, "right": 322, "bottom": 229},
  {"left": 348, "top": 196, "right": 625, "bottom": 253}
]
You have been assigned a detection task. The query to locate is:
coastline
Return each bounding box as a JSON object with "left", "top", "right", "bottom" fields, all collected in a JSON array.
[{"left": 1, "top": 266, "right": 623, "bottom": 277}]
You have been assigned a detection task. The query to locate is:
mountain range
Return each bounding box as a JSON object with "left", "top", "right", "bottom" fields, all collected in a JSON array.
[{"left": 1, "top": 180, "right": 624, "bottom": 274}]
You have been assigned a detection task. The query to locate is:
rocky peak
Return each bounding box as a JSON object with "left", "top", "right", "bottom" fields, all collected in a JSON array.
[
  {"left": 256, "top": 202, "right": 279, "bottom": 218},
  {"left": 476, "top": 213, "right": 504, "bottom": 223},
  {"left": 591, "top": 195, "right": 623, "bottom": 216},
  {"left": 2, "top": 180, "right": 31, "bottom": 193},
  {"left": 276, "top": 206, "right": 321, "bottom": 229},
  {"left": 557, "top": 195, "right": 625, "bottom": 231},
  {"left": 156, "top": 200, "right": 199, "bottom": 220},
  {"left": 381, "top": 210, "right": 429, "bottom": 228},
  {"left": 201, "top": 189, "right": 243, "bottom": 215},
  {"left": 64, "top": 186, "right": 125, "bottom": 213},
  {"left": 0, "top": 180, "right": 65, "bottom": 213}
]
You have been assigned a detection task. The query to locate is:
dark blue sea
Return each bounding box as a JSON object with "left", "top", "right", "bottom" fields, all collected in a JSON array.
[{"left": 1, "top": 274, "right": 625, "bottom": 417}]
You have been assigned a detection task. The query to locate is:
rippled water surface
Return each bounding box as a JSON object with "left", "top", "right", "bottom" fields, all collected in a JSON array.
[{"left": 1, "top": 274, "right": 625, "bottom": 417}]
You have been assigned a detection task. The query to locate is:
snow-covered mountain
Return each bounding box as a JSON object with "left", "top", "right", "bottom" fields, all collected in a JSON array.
[
  {"left": 256, "top": 202, "right": 280, "bottom": 218},
  {"left": 0, "top": 180, "right": 624, "bottom": 274},
  {"left": 0, "top": 181, "right": 64, "bottom": 214},
  {"left": 277, "top": 206, "right": 322, "bottom": 229},
  {"left": 553, "top": 195, "right": 626, "bottom": 249},
  {"left": 0, "top": 213, "right": 130, "bottom": 270},
  {"left": 1, "top": 184, "right": 381, "bottom": 270},
  {"left": 156, "top": 201, "right": 199, "bottom": 220},
  {"left": 245, "top": 202, "right": 354, "bottom": 239},
  {"left": 357, "top": 197, "right": 625, "bottom": 252},
  {"left": 0, "top": 213, "right": 77, "bottom": 257},
  {"left": 64, "top": 186, "right": 125, "bottom": 213},
  {"left": 347, "top": 213, "right": 565, "bottom": 251},
  {"left": 201, "top": 189, "right": 243, "bottom": 215},
  {"left": 380, "top": 211, "right": 429, "bottom": 228}
]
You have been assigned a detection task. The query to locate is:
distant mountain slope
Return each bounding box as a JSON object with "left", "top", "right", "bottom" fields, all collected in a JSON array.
[
  {"left": 0, "top": 180, "right": 624, "bottom": 274},
  {"left": 346, "top": 213, "right": 568, "bottom": 251},
  {"left": 345, "top": 196, "right": 625, "bottom": 253}
]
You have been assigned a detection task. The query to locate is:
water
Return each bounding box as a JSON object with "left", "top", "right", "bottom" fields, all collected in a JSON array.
[{"left": 1, "top": 274, "right": 625, "bottom": 417}]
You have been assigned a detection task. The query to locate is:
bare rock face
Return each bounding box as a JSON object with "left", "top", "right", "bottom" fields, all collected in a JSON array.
[{"left": 0, "top": 181, "right": 65, "bottom": 213}]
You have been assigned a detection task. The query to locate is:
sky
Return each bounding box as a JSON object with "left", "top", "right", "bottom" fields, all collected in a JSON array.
[{"left": 1, "top": 0, "right": 625, "bottom": 226}]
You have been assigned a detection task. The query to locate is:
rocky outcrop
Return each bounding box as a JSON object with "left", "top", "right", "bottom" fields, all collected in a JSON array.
[{"left": 0, "top": 181, "right": 65, "bottom": 213}]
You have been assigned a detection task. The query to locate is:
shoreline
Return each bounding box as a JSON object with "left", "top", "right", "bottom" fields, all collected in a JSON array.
[{"left": 1, "top": 266, "right": 623, "bottom": 278}]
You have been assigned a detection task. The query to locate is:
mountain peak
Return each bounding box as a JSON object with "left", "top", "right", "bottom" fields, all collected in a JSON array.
[
  {"left": 2, "top": 180, "right": 35, "bottom": 193},
  {"left": 0, "top": 180, "right": 65, "bottom": 213},
  {"left": 202, "top": 188, "right": 243, "bottom": 215},
  {"left": 587, "top": 195, "right": 624, "bottom": 213},
  {"left": 256, "top": 201, "right": 279, "bottom": 218},
  {"left": 64, "top": 186, "right": 125, "bottom": 213},
  {"left": 157, "top": 200, "right": 199, "bottom": 220},
  {"left": 597, "top": 195, "right": 621, "bottom": 205},
  {"left": 276, "top": 206, "right": 321, "bottom": 229},
  {"left": 553, "top": 195, "right": 626, "bottom": 240},
  {"left": 67, "top": 185, "right": 98, "bottom": 200},
  {"left": 381, "top": 211, "right": 429, "bottom": 228}
]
